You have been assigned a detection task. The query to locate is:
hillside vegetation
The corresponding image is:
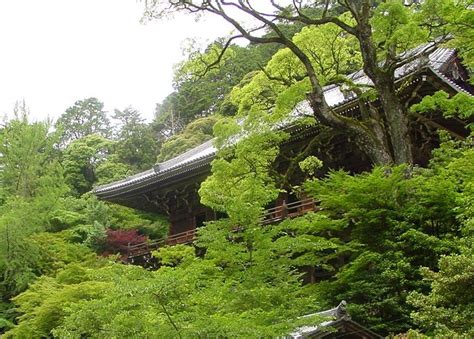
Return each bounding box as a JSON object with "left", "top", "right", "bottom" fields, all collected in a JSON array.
[{"left": 1, "top": 1, "right": 473, "bottom": 337}]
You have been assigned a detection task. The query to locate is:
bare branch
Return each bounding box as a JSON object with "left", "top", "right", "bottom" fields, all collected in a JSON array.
[{"left": 194, "top": 34, "right": 244, "bottom": 79}]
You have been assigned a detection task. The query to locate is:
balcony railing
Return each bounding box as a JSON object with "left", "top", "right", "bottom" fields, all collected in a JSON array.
[{"left": 126, "top": 198, "right": 318, "bottom": 260}]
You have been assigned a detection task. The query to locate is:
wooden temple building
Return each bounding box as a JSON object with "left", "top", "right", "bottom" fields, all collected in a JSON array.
[{"left": 93, "top": 47, "right": 472, "bottom": 259}]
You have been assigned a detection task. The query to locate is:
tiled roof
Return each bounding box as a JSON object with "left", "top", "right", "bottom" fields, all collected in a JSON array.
[
  {"left": 289, "top": 301, "right": 348, "bottom": 338},
  {"left": 94, "top": 47, "right": 460, "bottom": 197},
  {"left": 94, "top": 139, "right": 215, "bottom": 196},
  {"left": 289, "top": 300, "right": 382, "bottom": 338}
]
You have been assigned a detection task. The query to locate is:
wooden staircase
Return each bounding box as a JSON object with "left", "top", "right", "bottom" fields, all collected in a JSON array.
[{"left": 126, "top": 198, "right": 317, "bottom": 261}]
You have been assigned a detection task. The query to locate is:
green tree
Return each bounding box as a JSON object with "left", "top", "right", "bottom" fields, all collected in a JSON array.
[
  {"left": 56, "top": 97, "right": 111, "bottom": 146},
  {"left": 113, "top": 106, "right": 158, "bottom": 170},
  {"left": 0, "top": 117, "right": 64, "bottom": 201},
  {"left": 152, "top": 32, "right": 293, "bottom": 140},
  {"left": 157, "top": 116, "right": 218, "bottom": 162},
  {"left": 144, "top": 0, "right": 470, "bottom": 165},
  {"left": 229, "top": 20, "right": 362, "bottom": 120},
  {"left": 62, "top": 134, "right": 119, "bottom": 195},
  {"left": 0, "top": 116, "right": 69, "bottom": 326},
  {"left": 300, "top": 135, "right": 473, "bottom": 334},
  {"left": 6, "top": 246, "right": 321, "bottom": 337},
  {"left": 407, "top": 246, "right": 474, "bottom": 337},
  {"left": 152, "top": 17, "right": 321, "bottom": 156},
  {"left": 405, "top": 132, "right": 474, "bottom": 337}
]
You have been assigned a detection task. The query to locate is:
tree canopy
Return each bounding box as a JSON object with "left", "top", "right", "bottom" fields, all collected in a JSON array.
[
  {"left": 144, "top": 0, "right": 472, "bottom": 165},
  {"left": 55, "top": 98, "right": 111, "bottom": 146},
  {"left": 1, "top": 1, "right": 473, "bottom": 337}
]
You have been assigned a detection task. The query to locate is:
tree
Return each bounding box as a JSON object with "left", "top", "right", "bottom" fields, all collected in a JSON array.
[
  {"left": 152, "top": 30, "right": 296, "bottom": 140},
  {"left": 62, "top": 134, "right": 118, "bottom": 195},
  {"left": 300, "top": 130, "right": 474, "bottom": 335},
  {"left": 113, "top": 106, "right": 159, "bottom": 170},
  {"left": 229, "top": 21, "right": 362, "bottom": 120},
  {"left": 157, "top": 116, "right": 218, "bottom": 162},
  {"left": 5, "top": 242, "right": 321, "bottom": 337},
  {"left": 0, "top": 116, "right": 69, "bottom": 324},
  {"left": 143, "top": 0, "right": 470, "bottom": 165},
  {"left": 0, "top": 117, "right": 64, "bottom": 201},
  {"left": 56, "top": 97, "right": 111, "bottom": 146},
  {"left": 407, "top": 246, "right": 474, "bottom": 337}
]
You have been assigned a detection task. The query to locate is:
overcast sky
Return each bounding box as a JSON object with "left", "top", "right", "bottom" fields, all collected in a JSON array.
[{"left": 0, "top": 0, "right": 233, "bottom": 122}]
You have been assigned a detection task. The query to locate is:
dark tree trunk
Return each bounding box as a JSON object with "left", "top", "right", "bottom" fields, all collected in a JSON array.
[
  {"left": 354, "top": 5, "right": 414, "bottom": 165},
  {"left": 376, "top": 80, "right": 413, "bottom": 164}
]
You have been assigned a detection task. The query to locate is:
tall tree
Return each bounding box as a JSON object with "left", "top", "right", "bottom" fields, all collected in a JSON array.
[
  {"left": 143, "top": 0, "right": 470, "bottom": 165},
  {"left": 62, "top": 134, "right": 117, "bottom": 195},
  {"left": 56, "top": 98, "right": 111, "bottom": 146},
  {"left": 0, "top": 116, "right": 64, "bottom": 201},
  {"left": 113, "top": 106, "right": 158, "bottom": 170},
  {"left": 0, "top": 115, "right": 66, "bottom": 305}
]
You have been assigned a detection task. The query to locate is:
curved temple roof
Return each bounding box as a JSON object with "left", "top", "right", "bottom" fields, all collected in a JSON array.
[
  {"left": 289, "top": 300, "right": 383, "bottom": 338},
  {"left": 94, "top": 47, "right": 464, "bottom": 199}
]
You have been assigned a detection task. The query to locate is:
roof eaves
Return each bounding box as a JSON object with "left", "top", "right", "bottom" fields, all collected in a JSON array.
[
  {"left": 94, "top": 47, "right": 459, "bottom": 197},
  {"left": 428, "top": 66, "right": 472, "bottom": 95},
  {"left": 94, "top": 152, "right": 215, "bottom": 198}
]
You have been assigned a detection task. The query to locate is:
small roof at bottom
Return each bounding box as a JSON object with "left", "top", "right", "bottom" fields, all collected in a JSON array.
[{"left": 289, "top": 301, "right": 382, "bottom": 339}]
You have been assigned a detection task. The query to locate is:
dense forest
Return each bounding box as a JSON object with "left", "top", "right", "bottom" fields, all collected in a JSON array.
[{"left": 1, "top": 0, "right": 473, "bottom": 337}]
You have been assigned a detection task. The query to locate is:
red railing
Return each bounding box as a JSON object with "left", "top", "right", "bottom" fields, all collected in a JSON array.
[
  {"left": 261, "top": 198, "right": 316, "bottom": 225},
  {"left": 127, "top": 229, "right": 198, "bottom": 258},
  {"left": 126, "top": 198, "right": 317, "bottom": 260}
]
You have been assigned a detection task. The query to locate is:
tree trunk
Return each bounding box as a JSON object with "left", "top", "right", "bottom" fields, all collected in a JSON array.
[
  {"left": 356, "top": 18, "right": 414, "bottom": 165},
  {"left": 376, "top": 80, "right": 413, "bottom": 164},
  {"left": 307, "top": 92, "right": 394, "bottom": 165}
]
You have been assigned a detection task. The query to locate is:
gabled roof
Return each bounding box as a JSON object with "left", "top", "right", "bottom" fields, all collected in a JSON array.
[
  {"left": 289, "top": 301, "right": 382, "bottom": 339},
  {"left": 94, "top": 47, "right": 464, "bottom": 199}
]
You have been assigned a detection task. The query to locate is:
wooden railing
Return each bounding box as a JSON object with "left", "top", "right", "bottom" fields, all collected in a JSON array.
[
  {"left": 127, "top": 229, "right": 198, "bottom": 258},
  {"left": 261, "top": 198, "right": 316, "bottom": 225},
  {"left": 126, "top": 198, "right": 317, "bottom": 260}
]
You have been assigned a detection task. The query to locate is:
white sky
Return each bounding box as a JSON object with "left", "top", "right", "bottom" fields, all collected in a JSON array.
[{"left": 0, "top": 0, "right": 235, "bottom": 122}]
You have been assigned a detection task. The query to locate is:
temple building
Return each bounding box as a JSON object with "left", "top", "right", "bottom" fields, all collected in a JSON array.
[{"left": 94, "top": 47, "right": 471, "bottom": 250}]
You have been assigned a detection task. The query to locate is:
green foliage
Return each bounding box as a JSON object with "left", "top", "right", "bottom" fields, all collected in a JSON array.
[
  {"left": 301, "top": 138, "right": 473, "bottom": 335},
  {"left": 106, "top": 204, "right": 169, "bottom": 240},
  {"left": 56, "top": 97, "right": 111, "bottom": 146},
  {"left": 371, "top": 1, "right": 429, "bottom": 60},
  {"left": 0, "top": 117, "right": 65, "bottom": 201},
  {"left": 153, "top": 37, "right": 285, "bottom": 141},
  {"left": 418, "top": 0, "right": 474, "bottom": 72},
  {"left": 200, "top": 124, "right": 285, "bottom": 225},
  {"left": 0, "top": 116, "right": 68, "bottom": 303},
  {"left": 408, "top": 246, "right": 474, "bottom": 337},
  {"left": 157, "top": 116, "right": 218, "bottom": 162},
  {"left": 24, "top": 232, "right": 97, "bottom": 285},
  {"left": 113, "top": 106, "right": 159, "bottom": 170},
  {"left": 5, "top": 264, "right": 112, "bottom": 338},
  {"left": 230, "top": 19, "right": 361, "bottom": 120},
  {"left": 0, "top": 198, "right": 97, "bottom": 300},
  {"left": 405, "top": 134, "right": 474, "bottom": 337},
  {"left": 299, "top": 156, "right": 323, "bottom": 177},
  {"left": 5, "top": 256, "right": 319, "bottom": 338},
  {"left": 152, "top": 244, "right": 195, "bottom": 267},
  {"left": 62, "top": 134, "right": 117, "bottom": 194},
  {"left": 411, "top": 90, "right": 474, "bottom": 129}
]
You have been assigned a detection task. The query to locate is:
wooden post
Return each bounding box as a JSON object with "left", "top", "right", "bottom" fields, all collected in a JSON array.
[{"left": 282, "top": 200, "right": 288, "bottom": 219}]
